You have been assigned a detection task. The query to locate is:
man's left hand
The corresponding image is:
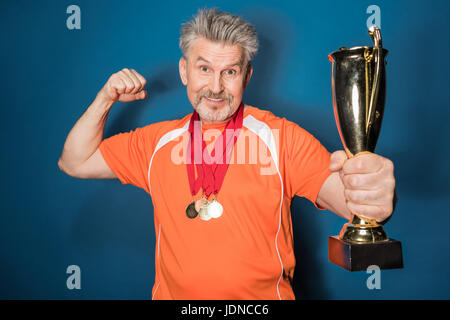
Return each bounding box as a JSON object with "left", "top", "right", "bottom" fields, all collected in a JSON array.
[{"left": 328, "top": 150, "right": 396, "bottom": 223}]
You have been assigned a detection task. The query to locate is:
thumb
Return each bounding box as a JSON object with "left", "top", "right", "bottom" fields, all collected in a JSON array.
[
  {"left": 328, "top": 150, "right": 348, "bottom": 172},
  {"left": 135, "top": 89, "right": 148, "bottom": 100}
]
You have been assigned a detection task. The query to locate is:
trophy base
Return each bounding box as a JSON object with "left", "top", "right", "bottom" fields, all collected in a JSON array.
[{"left": 328, "top": 236, "right": 403, "bottom": 271}]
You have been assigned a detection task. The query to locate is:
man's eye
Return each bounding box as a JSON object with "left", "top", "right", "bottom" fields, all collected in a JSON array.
[
  {"left": 225, "top": 69, "right": 236, "bottom": 76},
  {"left": 200, "top": 66, "right": 208, "bottom": 72}
]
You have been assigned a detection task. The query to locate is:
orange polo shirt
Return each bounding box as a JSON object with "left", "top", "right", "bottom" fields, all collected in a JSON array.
[{"left": 99, "top": 105, "right": 332, "bottom": 300}]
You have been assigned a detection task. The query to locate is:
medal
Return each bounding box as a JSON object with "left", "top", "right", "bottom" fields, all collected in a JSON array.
[
  {"left": 185, "top": 201, "right": 198, "bottom": 219},
  {"left": 207, "top": 199, "right": 223, "bottom": 219},
  {"left": 195, "top": 196, "right": 208, "bottom": 211},
  {"left": 198, "top": 203, "right": 211, "bottom": 221}
]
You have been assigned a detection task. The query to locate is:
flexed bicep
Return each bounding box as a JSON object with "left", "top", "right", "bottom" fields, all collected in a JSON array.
[{"left": 68, "top": 148, "right": 117, "bottom": 180}]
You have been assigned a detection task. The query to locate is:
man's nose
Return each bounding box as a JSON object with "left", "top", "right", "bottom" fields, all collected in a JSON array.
[{"left": 209, "top": 72, "right": 224, "bottom": 94}]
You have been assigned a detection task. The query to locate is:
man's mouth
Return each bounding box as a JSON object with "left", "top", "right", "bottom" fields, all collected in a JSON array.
[{"left": 203, "top": 97, "right": 226, "bottom": 105}]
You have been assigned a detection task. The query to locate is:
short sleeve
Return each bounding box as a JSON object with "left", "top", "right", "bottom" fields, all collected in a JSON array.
[
  {"left": 285, "top": 122, "right": 332, "bottom": 209},
  {"left": 99, "top": 126, "right": 152, "bottom": 194}
]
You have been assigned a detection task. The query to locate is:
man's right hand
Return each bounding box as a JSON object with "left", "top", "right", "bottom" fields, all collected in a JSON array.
[{"left": 98, "top": 68, "right": 148, "bottom": 104}]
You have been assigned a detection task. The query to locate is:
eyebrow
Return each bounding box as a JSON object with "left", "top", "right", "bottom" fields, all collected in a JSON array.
[
  {"left": 196, "top": 56, "right": 210, "bottom": 64},
  {"left": 196, "top": 56, "right": 244, "bottom": 69}
]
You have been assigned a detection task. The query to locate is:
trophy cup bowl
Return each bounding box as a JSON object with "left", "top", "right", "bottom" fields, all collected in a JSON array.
[{"left": 327, "top": 26, "right": 403, "bottom": 271}]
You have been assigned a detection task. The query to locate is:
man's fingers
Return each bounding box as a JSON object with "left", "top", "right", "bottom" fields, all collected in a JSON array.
[
  {"left": 132, "top": 69, "right": 147, "bottom": 88},
  {"left": 336, "top": 153, "right": 395, "bottom": 222},
  {"left": 342, "top": 153, "right": 384, "bottom": 175},
  {"left": 123, "top": 68, "right": 142, "bottom": 94},
  {"left": 342, "top": 172, "right": 394, "bottom": 190},
  {"left": 328, "top": 150, "right": 348, "bottom": 172},
  {"left": 344, "top": 188, "right": 386, "bottom": 205},
  {"left": 118, "top": 69, "right": 135, "bottom": 94},
  {"left": 100, "top": 68, "right": 148, "bottom": 103},
  {"left": 346, "top": 201, "right": 390, "bottom": 222},
  {"left": 135, "top": 90, "right": 148, "bottom": 100}
]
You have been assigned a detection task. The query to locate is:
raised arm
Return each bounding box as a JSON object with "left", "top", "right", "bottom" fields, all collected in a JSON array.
[{"left": 57, "top": 68, "right": 147, "bottom": 179}]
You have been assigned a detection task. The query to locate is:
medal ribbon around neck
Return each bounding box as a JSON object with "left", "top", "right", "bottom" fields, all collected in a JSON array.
[{"left": 186, "top": 103, "right": 244, "bottom": 199}]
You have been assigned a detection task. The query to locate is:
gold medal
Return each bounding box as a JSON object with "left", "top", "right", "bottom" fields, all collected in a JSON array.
[
  {"left": 199, "top": 203, "right": 211, "bottom": 221},
  {"left": 198, "top": 194, "right": 211, "bottom": 221},
  {"left": 195, "top": 196, "right": 208, "bottom": 212}
]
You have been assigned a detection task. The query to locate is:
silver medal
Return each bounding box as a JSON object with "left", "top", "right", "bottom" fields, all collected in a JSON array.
[{"left": 207, "top": 200, "right": 223, "bottom": 219}]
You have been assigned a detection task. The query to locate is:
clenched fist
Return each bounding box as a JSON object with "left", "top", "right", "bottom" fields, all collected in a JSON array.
[
  {"left": 328, "top": 151, "right": 396, "bottom": 223},
  {"left": 98, "top": 68, "right": 147, "bottom": 103}
]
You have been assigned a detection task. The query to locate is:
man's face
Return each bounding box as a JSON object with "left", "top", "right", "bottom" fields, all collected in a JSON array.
[{"left": 179, "top": 37, "right": 253, "bottom": 123}]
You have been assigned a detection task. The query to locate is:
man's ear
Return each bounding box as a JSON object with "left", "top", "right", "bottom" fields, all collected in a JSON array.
[
  {"left": 243, "top": 64, "right": 253, "bottom": 89},
  {"left": 179, "top": 57, "right": 188, "bottom": 86}
]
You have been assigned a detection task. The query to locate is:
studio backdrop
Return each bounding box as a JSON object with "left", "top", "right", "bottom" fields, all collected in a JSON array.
[{"left": 1, "top": 0, "right": 449, "bottom": 299}]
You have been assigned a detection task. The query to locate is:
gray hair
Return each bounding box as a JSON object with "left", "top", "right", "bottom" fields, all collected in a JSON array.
[{"left": 179, "top": 8, "right": 258, "bottom": 66}]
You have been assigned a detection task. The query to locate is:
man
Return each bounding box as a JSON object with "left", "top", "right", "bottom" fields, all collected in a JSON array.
[{"left": 58, "top": 8, "right": 396, "bottom": 300}]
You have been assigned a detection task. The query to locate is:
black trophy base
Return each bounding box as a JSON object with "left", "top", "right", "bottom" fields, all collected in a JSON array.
[{"left": 328, "top": 236, "right": 403, "bottom": 271}]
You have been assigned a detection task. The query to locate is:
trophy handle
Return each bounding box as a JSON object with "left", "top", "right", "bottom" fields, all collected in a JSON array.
[{"left": 366, "top": 26, "right": 382, "bottom": 135}]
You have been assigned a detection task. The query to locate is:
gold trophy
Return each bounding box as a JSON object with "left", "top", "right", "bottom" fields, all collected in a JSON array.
[{"left": 327, "top": 26, "right": 403, "bottom": 271}]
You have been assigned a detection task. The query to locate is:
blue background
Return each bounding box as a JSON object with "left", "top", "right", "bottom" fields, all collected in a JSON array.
[{"left": 1, "top": 0, "right": 449, "bottom": 299}]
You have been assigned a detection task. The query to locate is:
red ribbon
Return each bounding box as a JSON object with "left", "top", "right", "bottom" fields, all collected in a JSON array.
[{"left": 186, "top": 103, "right": 244, "bottom": 198}]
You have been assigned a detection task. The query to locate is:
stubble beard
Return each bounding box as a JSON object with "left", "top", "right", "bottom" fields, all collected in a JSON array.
[{"left": 193, "top": 89, "right": 236, "bottom": 122}]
